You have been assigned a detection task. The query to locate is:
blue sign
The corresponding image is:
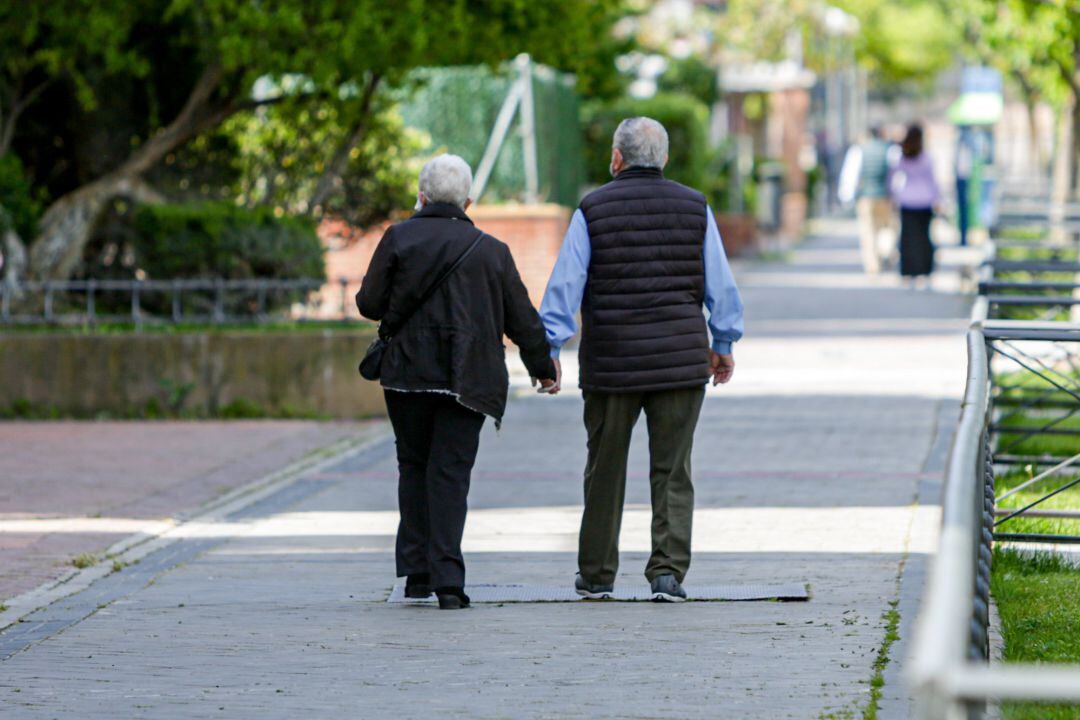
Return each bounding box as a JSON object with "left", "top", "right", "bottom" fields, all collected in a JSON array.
[{"left": 961, "top": 66, "right": 1003, "bottom": 95}]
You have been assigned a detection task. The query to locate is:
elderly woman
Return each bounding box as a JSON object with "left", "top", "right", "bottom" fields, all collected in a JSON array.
[{"left": 356, "top": 154, "right": 556, "bottom": 609}]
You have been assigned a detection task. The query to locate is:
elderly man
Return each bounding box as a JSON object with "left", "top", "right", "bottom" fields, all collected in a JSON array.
[
  {"left": 357, "top": 154, "right": 555, "bottom": 609},
  {"left": 540, "top": 117, "right": 743, "bottom": 602}
]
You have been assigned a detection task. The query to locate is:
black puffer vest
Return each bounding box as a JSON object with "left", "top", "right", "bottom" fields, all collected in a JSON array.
[{"left": 578, "top": 166, "right": 710, "bottom": 393}]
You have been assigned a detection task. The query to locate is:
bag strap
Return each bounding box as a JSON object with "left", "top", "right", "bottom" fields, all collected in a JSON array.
[{"left": 380, "top": 228, "right": 485, "bottom": 339}]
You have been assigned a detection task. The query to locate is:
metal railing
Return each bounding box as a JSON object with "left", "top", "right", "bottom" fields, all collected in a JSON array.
[
  {"left": 0, "top": 277, "right": 363, "bottom": 326},
  {"left": 909, "top": 325, "right": 1080, "bottom": 719},
  {"left": 976, "top": 237, "right": 1080, "bottom": 322},
  {"left": 992, "top": 188, "right": 1080, "bottom": 237},
  {"left": 913, "top": 206, "right": 1080, "bottom": 716}
]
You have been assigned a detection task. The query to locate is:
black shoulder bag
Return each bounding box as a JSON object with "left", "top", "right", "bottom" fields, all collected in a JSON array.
[{"left": 359, "top": 229, "right": 485, "bottom": 381}]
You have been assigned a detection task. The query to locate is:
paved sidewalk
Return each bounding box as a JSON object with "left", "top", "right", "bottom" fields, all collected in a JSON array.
[
  {"left": 0, "top": 219, "right": 970, "bottom": 718},
  {"left": 0, "top": 421, "right": 375, "bottom": 603}
]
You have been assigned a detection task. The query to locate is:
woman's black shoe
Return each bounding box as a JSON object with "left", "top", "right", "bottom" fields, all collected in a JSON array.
[
  {"left": 435, "top": 587, "right": 471, "bottom": 609},
  {"left": 405, "top": 574, "right": 432, "bottom": 599}
]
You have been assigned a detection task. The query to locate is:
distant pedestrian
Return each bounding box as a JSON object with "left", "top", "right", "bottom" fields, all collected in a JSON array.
[
  {"left": 954, "top": 125, "right": 991, "bottom": 247},
  {"left": 838, "top": 126, "right": 896, "bottom": 274},
  {"left": 954, "top": 125, "right": 977, "bottom": 247},
  {"left": 890, "top": 124, "right": 940, "bottom": 287},
  {"left": 356, "top": 154, "right": 556, "bottom": 609}
]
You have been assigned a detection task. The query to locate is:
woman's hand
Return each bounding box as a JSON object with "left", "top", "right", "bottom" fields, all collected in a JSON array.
[{"left": 532, "top": 358, "right": 561, "bottom": 395}]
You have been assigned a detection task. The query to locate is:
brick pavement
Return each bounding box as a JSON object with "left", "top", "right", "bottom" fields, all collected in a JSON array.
[{"left": 0, "top": 421, "right": 376, "bottom": 602}]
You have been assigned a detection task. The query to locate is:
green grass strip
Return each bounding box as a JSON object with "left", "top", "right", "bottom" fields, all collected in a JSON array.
[
  {"left": 862, "top": 600, "right": 901, "bottom": 720},
  {"left": 992, "top": 548, "right": 1080, "bottom": 719}
]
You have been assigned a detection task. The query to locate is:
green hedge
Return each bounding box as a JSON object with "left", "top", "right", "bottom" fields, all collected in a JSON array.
[
  {"left": 131, "top": 202, "right": 324, "bottom": 281},
  {"left": 582, "top": 92, "right": 710, "bottom": 193},
  {"left": 0, "top": 154, "right": 44, "bottom": 240},
  {"left": 68, "top": 202, "right": 329, "bottom": 317}
]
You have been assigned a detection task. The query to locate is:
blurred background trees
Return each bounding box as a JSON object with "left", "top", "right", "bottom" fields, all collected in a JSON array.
[
  {"left": 1, "top": 0, "right": 1079, "bottom": 295},
  {"left": 0, "top": 0, "right": 625, "bottom": 289}
]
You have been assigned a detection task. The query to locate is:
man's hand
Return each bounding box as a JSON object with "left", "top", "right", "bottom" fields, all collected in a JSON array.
[{"left": 710, "top": 351, "right": 734, "bottom": 386}]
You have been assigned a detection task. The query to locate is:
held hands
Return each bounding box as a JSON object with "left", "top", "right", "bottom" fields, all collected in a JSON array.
[
  {"left": 531, "top": 357, "right": 562, "bottom": 395},
  {"left": 710, "top": 351, "right": 734, "bottom": 386}
]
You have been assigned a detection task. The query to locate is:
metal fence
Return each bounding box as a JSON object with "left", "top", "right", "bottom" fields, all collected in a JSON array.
[
  {"left": 0, "top": 278, "right": 363, "bottom": 326},
  {"left": 992, "top": 189, "right": 1080, "bottom": 237},
  {"left": 982, "top": 322, "right": 1080, "bottom": 544},
  {"left": 909, "top": 324, "right": 1080, "bottom": 719},
  {"left": 399, "top": 57, "right": 584, "bottom": 207},
  {"left": 911, "top": 190, "right": 1080, "bottom": 716}
]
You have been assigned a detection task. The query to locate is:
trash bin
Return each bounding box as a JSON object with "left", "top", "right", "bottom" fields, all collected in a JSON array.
[{"left": 755, "top": 161, "right": 784, "bottom": 230}]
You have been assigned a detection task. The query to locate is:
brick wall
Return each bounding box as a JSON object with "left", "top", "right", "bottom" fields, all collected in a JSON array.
[
  {"left": 319, "top": 204, "right": 571, "bottom": 317},
  {"left": 468, "top": 204, "right": 571, "bottom": 306}
]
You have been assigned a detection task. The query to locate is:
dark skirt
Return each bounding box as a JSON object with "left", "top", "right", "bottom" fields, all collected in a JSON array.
[{"left": 898, "top": 207, "right": 934, "bottom": 277}]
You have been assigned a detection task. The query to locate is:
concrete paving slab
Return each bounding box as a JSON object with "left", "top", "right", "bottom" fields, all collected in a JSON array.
[{"left": 0, "top": 219, "right": 971, "bottom": 718}]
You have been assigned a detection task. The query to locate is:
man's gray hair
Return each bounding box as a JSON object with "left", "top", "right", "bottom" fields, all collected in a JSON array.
[
  {"left": 418, "top": 154, "right": 473, "bottom": 209},
  {"left": 613, "top": 117, "right": 669, "bottom": 169}
]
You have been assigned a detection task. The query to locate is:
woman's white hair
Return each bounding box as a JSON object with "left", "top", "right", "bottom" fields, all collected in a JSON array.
[
  {"left": 613, "top": 117, "right": 669, "bottom": 169},
  {"left": 418, "top": 154, "right": 473, "bottom": 209}
]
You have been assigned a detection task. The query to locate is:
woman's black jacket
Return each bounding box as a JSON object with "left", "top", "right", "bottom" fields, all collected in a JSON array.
[{"left": 356, "top": 202, "right": 556, "bottom": 424}]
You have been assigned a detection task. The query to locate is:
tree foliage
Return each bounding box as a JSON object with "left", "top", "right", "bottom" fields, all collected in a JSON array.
[
  {"left": 1, "top": 0, "right": 627, "bottom": 282},
  {"left": 949, "top": 0, "right": 1079, "bottom": 187},
  {"left": 806, "top": 0, "right": 956, "bottom": 87},
  {"left": 950, "top": 0, "right": 1074, "bottom": 105}
]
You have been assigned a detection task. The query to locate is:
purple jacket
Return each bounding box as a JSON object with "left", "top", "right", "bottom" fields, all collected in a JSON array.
[{"left": 890, "top": 152, "right": 940, "bottom": 210}]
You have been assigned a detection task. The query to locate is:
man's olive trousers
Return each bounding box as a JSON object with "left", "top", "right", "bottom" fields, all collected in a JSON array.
[{"left": 578, "top": 386, "right": 706, "bottom": 586}]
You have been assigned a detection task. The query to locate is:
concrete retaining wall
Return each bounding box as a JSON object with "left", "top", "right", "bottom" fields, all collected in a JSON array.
[{"left": 0, "top": 331, "right": 386, "bottom": 418}]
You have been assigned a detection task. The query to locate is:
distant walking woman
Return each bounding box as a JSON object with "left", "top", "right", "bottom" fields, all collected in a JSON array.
[
  {"left": 356, "top": 154, "right": 556, "bottom": 609},
  {"left": 890, "top": 124, "right": 940, "bottom": 287}
]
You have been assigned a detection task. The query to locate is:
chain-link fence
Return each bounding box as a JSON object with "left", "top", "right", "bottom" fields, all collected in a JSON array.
[{"left": 399, "top": 61, "right": 584, "bottom": 207}]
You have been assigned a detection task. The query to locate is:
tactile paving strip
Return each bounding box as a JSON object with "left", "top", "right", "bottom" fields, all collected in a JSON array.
[{"left": 387, "top": 582, "right": 809, "bottom": 603}]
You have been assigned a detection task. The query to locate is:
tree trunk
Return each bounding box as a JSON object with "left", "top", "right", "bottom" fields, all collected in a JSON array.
[
  {"left": 1025, "top": 100, "right": 1042, "bottom": 179},
  {"left": 0, "top": 77, "right": 52, "bottom": 158},
  {"left": 2, "top": 227, "right": 26, "bottom": 294},
  {"left": 1050, "top": 101, "right": 1073, "bottom": 245},
  {"left": 16, "top": 59, "right": 311, "bottom": 282},
  {"left": 1073, "top": 96, "right": 1080, "bottom": 198},
  {"left": 24, "top": 64, "right": 228, "bottom": 281},
  {"left": 1012, "top": 72, "right": 1043, "bottom": 179},
  {"left": 27, "top": 175, "right": 163, "bottom": 281},
  {"left": 307, "top": 73, "right": 382, "bottom": 213}
]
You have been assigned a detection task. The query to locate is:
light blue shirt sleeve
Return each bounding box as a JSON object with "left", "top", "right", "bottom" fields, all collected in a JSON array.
[
  {"left": 539, "top": 205, "right": 744, "bottom": 359},
  {"left": 704, "top": 205, "right": 744, "bottom": 355},
  {"left": 539, "top": 209, "right": 590, "bottom": 359}
]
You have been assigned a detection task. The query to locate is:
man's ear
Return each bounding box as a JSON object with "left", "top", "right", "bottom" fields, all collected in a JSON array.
[
  {"left": 662, "top": 153, "right": 669, "bottom": 169},
  {"left": 464, "top": 198, "right": 472, "bottom": 211}
]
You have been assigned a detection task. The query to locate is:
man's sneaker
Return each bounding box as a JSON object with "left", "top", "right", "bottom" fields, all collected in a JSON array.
[
  {"left": 404, "top": 573, "right": 432, "bottom": 599},
  {"left": 574, "top": 573, "right": 614, "bottom": 600},
  {"left": 650, "top": 574, "right": 687, "bottom": 603}
]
